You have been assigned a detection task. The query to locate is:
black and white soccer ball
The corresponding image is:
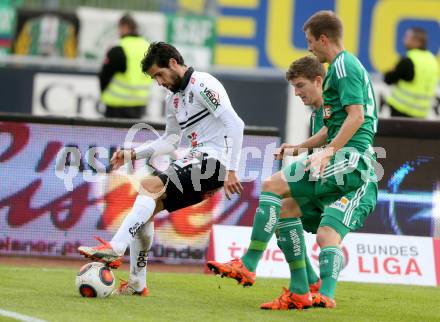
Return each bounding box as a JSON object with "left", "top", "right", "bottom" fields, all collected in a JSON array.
[{"left": 75, "top": 262, "right": 115, "bottom": 298}]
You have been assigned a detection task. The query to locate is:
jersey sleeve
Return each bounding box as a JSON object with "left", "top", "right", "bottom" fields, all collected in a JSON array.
[
  {"left": 134, "top": 95, "right": 181, "bottom": 159},
  {"left": 336, "top": 57, "right": 365, "bottom": 107},
  {"left": 193, "top": 75, "right": 234, "bottom": 117}
]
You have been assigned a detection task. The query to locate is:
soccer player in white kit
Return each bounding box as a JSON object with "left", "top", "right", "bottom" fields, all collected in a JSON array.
[{"left": 78, "top": 42, "right": 245, "bottom": 296}]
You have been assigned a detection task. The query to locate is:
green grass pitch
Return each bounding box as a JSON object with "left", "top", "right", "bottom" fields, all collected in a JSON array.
[{"left": 0, "top": 265, "right": 438, "bottom": 322}]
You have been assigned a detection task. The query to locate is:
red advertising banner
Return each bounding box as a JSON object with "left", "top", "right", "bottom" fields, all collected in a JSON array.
[{"left": 0, "top": 119, "right": 280, "bottom": 264}]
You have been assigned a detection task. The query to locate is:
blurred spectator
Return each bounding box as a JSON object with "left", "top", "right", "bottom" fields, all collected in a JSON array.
[
  {"left": 100, "top": 13, "right": 152, "bottom": 119},
  {"left": 383, "top": 27, "right": 438, "bottom": 118}
]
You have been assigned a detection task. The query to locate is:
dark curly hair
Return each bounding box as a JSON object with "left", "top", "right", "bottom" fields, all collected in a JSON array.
[{"left": 141, "top": 42, "right": 185, "bottom": 74}]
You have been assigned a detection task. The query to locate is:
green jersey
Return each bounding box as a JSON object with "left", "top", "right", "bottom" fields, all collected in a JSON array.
[
  {"left": 322, "top": 50, "right": 377, "bottom": 153},
  {"left": 310, "top": 106, "right": 324, "bottom": 136}
]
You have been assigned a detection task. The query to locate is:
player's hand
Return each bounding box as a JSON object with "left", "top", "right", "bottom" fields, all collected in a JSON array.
[
  {"left": 223, "top": 170, "right": 243, "bottom": 200},
  {"left": 110, "top": 149, "right": 134, "bottom": 171},
  {"left": 274, "top": 144, "right": 299, "bottom": 160},
  {"left": 303, "top": 147, "right": 334, "bottom": 178}
]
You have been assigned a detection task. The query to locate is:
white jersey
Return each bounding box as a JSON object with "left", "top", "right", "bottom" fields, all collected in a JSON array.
[{"left": 163, "top": 69, "right": 244, "bottom": 171}]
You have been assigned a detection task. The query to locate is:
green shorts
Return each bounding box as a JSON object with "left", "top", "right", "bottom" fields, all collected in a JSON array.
[
  {"left": 283, "top": 151, "right": 376, "bottom": 238},
  {"left": 319, "top": 178, "right": 377, "bottom": 238}
]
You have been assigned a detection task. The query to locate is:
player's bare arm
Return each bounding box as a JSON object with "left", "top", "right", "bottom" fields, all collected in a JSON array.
[
  {"left": 224, "top": 170, "right": 243, "bottom": 200},
  {"left": 110, "top": 149, "right": 135, "bottom": 170}
]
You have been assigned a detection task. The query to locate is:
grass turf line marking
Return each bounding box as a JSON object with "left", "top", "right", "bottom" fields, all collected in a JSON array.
[{"left": 0, "top": 309, "right": 48, "bottom": 322}]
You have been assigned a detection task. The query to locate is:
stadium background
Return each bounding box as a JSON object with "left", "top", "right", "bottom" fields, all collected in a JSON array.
[{"left": 1, "top": 0, "right": 440, "bottom": 286}]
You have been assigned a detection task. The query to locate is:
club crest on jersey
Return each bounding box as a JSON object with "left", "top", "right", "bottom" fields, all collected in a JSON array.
[
  {"left": 323, "top": 105, "right": 331, "bottom": 119},
  {"left": 190, "top": 132, "right": 198, "bottom": 147},
  {"left": 190, "top": 77, "right": 195, "bottom": 84},
  {"left": 330, "top": 196, "right": 349, "bottom": 212},
  {"left": 173, "top": 97, "right": 179, "bottom": 109},
  {"left": 200, "top": 87, "right": 220, "bottom": 111}
]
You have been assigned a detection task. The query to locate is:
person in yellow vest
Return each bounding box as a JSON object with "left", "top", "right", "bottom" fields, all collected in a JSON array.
[
  {"left": 384, "top": 27, "right": 438, "bottom": 118},
  {"left": 100, "top": 14, "right": 152, "bottom": 118}
]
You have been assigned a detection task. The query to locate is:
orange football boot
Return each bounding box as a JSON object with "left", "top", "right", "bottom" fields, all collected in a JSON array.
[
  {"left": 260, "top": 288, "right": 313, "bottom": 310},
  {"left": 309, "top": 278, "right": 321, "bottom": 293},
  {"left": 112, "top": 280, "right": 148, "bottom": 296},
  {"left": 312, "top": 293, "right": 337, "bottom": 308},
  {"left": 78, "top": 237, "right": 122, "bottom": 269},
  {"left": 206, "top": 258, "right": 256, "bottom": 287}
]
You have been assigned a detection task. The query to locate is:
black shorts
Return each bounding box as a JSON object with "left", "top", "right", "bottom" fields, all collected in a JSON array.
[{"left": 156, "top": 153, "right": 226, "bottom": 212}]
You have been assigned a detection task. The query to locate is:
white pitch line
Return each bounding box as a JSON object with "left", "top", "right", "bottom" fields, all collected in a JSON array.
[{"left": 0, "top": 309, "right": 48, "bottom": 322}]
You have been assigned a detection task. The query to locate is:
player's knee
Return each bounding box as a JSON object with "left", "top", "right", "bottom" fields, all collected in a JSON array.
[
  {"left": 140, "top": 177, "right": 165, "bottom": 198},
  {"left": 316, "top": 226, "right": 341, "bottom": 248},
  {"left": 261, "top": 174, "right": 288, "bottom": 196},
  {"left": 279, "top": 198, "right": 301, "bottom": 218}
]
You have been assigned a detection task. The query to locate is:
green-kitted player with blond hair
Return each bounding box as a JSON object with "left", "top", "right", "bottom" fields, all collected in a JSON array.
[{"left": 207, "top": 10, "right": 378, "bottom": 310}]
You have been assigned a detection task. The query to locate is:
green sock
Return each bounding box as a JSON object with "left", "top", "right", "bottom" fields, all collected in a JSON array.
[
  {"left": 319, "top": 246, "right": 344, "bottom": 299},
  {"left": 277, "top": 217, "right": 309, "bottom": 295},
  {"left": 241, "top": 192, "right": 281, "bottom": 272},
  {"left": 305, "top": 247, "right": 319, "bottom": 285}
]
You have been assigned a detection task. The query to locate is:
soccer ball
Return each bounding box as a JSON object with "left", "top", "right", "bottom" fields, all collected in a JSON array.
[{"left": 75, "top": 262, "right": 115, "bottom": 298}]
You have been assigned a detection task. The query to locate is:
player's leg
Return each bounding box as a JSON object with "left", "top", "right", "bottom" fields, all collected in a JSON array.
[
  {"left": 109, "top": 177, "right": 164, "bottom": 255},
  {"left": 294, "top": 204, "right": 321, "bottom": 291},
  {"left": 314, "top": 177, "right": 377, "bottom": 308},
  {"left": 113, "top": 221, "right": 154, "bottom": 296},
  {"left": 260, "top": 196, "right": 317, "bottom": 310},
  {"left": 78, "top": 176, "right": 165, "bottom": 267},
  {"left": 241, "top": 171, "right": 290, "bottom": 271},
  {"left": 206, "top": 170, "right": 288, "bottom": 286},
  {"left": 207, "top": 159, "right": 314, "bottom": 310},
  {"left": 263, "top": 152, "right": 363, "bottom": 308},
  {"left": 275, "top": 199, "right": 322, "bottom": 291},
  {"left": 260, "top": 198, "right": 322, "bottom": 310},
  {"left": 112, "top": 155, "right": 224, "bottom": 292},
  {"left": 313, "top": 223, "right": 344, "bottom": 308},
  {"left": 207, "top": 154, "right": 315, "bottom": 278},
  {"left": 78, "top": 152, "right": 224, "bottom": 266},
  {"left": 275, "top": 197, "right": 311, "bottom": 296}
]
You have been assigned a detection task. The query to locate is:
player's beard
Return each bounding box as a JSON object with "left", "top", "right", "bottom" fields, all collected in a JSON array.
[{"left": 169, "top": 70, "right": 183, "bottom": 93}]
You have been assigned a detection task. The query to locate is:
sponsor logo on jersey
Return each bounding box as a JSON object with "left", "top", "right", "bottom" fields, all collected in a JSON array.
[
  {"left": 324, "top": 105, "right": 331, "bottom": 119},
  {"left": 330, "top": 196, "right": 349, "bottom": 212},
  {"left": 200, "top": 87, "right": 220, "bottom": 111},
  {"left": 188, "top": 91, "right": 194, "bottom": 104}
]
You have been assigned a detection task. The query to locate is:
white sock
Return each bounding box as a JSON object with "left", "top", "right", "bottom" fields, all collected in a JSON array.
[
  {"left": 110, "top": 195, "right": 155, "bottom": 255},
  {"left": 128, "top": 221, "right": 154, "bottom": 292}
]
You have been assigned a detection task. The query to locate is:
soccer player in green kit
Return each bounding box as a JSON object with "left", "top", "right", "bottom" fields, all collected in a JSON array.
[{"left": 207, "top": 11, "right": 378, "bottom": 310}]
